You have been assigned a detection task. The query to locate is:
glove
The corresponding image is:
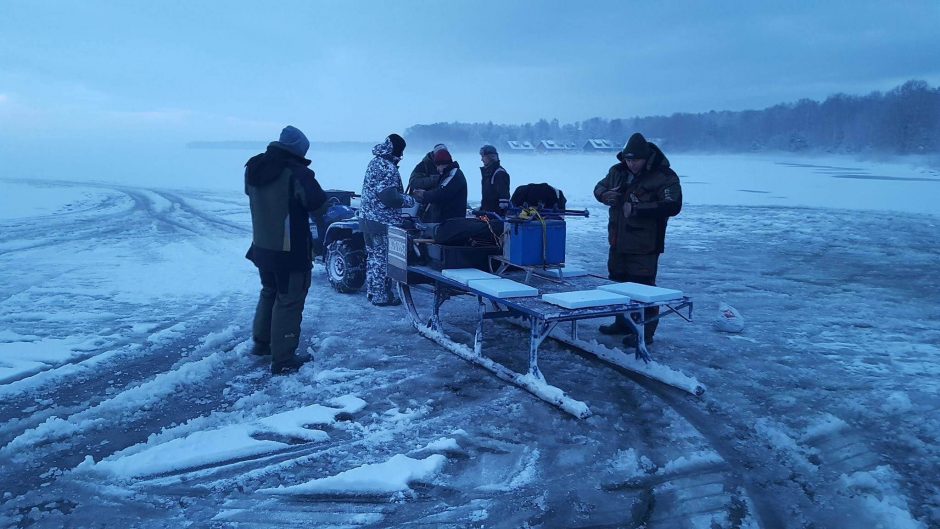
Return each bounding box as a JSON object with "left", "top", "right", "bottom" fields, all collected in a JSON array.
[
  {"left": 412, "top": 189, "right": 426, "bottom": 202},
  {"left": 601, "top": 191, "right": 621, "bottom": 206},
  {"left": 378, "top": 186, "right": 406, "bottom": 208}
]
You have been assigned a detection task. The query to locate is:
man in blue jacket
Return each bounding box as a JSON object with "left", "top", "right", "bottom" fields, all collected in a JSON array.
[{"left": 245, "top": 126, "right": 327, "bottom": 375}]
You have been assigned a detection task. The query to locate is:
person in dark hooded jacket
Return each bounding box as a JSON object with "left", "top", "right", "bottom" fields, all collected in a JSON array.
[
  {"left": 593, "top": 132, "right": 682, "bottom": 347},
  {"left": 359, "top": 134, "right": 415, "bottom": 306},
  {"left": 407, "top": 143, "right": 447, "bottom": 222},
  {"left": 245, "top": 125, "right": 328, "bottom": 375},
  {"left": 411, "top": 146, "right": 468, "bottom": 223}
]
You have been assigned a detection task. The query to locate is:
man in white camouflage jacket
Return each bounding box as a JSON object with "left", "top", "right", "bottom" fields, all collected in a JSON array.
[{"left": 359, "top": 134, "right": 416, "bottom": 306}]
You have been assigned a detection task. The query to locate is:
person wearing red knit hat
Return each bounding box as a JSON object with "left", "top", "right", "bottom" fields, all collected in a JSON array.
[{"left": 411, "top": 145, "right": 467, "bottom": 223}]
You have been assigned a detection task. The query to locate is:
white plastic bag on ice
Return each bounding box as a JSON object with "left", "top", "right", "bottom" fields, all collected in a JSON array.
[{"left": 714, "top": 302, "right": 745, "bottom": 333}]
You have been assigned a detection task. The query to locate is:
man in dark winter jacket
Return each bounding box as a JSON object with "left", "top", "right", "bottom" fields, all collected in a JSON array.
[
  {"left": 360, "top": 134, "right": 416, "bottom": 306},
  {"left": 245, "top": 125, "right": 328, "bottom": 375},
  {"left": 594, "top": 132, "right": 682, "bottom": 347},
  {"left": 479, "top": 144, "right": 510, "bottom": 215},
  {"left": 411, "top": 146, "right": 468, "bottom": 223},
  {"left": 407, "top": 143, "right": 447, "bottom": 222}
]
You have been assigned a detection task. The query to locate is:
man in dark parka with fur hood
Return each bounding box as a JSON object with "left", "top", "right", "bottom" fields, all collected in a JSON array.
[{"left": 593, "top": 132, "right": 682, "bottom": 346}]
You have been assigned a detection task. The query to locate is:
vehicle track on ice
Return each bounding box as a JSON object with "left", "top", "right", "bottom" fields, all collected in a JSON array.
[
  {"left": 0, "top": 179, "right": 258, "bottom": 513},
  {"left": 0, "top": 179, "right": 249, "bottom": 257},
  {"left": 0, "top": 297, "right": 239, "bottom": 445},
  {"left": 0, "top": 315, "right": 255, "bottom": 500}
]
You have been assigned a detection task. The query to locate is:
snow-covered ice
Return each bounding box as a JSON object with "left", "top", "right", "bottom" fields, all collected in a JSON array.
[
  {"left": 1, "top": 152, "right": 938, "bottom": 528},
  {"left": 258, "top": 454, "right": 446, "bottom": 496}
]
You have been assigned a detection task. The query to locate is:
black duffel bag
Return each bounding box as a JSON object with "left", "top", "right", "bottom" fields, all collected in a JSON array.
[{"left": 432, "top": 217, "right": 504, "bottom": 246}]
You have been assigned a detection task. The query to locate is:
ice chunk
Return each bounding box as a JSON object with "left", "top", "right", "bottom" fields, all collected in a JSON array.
[
  {"left": 467, "top": 278, "right": 538, "bottom": 298},
  {"left": 596, "top": 282, "right": 683, "bottom": 302},
  {"left": 441, "top": 268, "right": 498, "bottom": 285},
  {"left": 259, "top": 454, "right": 446, "bottom": 495},
  {"left": 541, "top": 290, "right": 630, "bottom": 309}
]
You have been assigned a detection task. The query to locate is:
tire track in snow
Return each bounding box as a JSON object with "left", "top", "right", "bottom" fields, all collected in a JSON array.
[
  {"left": 0, "top": 324, "right": 251, "bottom": 500},
  {"left": 0, "top": 297, "right": 240, "bottom": 445},
  {"left": 612, "top": 376, "right": 793, "bottom": 529},
  {"left": 0, "top": 180, "right": 249, "bottom": 257},
  {"left": 148, "top": 190, "right": 249, "bottom": 235}
]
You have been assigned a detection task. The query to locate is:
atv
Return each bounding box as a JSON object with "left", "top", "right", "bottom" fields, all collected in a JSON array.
[{"left": 312, "top": 190, "right": 366, "bottom": 293}]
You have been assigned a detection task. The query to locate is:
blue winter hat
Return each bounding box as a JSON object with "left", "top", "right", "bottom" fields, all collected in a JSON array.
[
  {"left": 479, "top": 144, "right": 498, "bottom": 156},
  {"left": 278, "top": 125, "right": 310, "bottom": 158}
]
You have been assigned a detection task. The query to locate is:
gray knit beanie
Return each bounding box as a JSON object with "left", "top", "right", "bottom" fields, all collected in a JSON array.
[{"left": 278, "top": 125, "right": 310, "bottom": 158}]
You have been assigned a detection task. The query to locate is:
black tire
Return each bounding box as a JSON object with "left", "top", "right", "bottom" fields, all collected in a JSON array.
[{"left": 325, "top": 240, "right": 366, "bottom": 293}]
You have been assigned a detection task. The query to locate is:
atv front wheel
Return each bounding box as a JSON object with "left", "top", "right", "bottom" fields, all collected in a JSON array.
[{"left": 325, "top": 240, "right": 366, "bottom": 293}]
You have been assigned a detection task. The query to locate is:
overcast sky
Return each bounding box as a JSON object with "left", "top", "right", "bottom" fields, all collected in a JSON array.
[{"left": 1, "top": 0, "right": 938, "bottom": 143}]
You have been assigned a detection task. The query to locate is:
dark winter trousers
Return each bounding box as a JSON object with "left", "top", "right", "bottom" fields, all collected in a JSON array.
[
  {"left": 252, "top": 268, "right": 311, "bottom": 367},
  {"left": 364, "top": 232, "right": 396, "bottom": 304},
  {"left": 608, "top": 250, "right": 660, "bottom": 340}
]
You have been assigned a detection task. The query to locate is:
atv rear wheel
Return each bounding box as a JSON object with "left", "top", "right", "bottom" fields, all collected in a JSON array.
[{"left": 325, "top": 240, "right": 365, "bottom": 293}]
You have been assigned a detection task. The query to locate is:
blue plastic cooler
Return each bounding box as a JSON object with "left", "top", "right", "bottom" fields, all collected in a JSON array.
[{"left": 503, "top": 219, "right": 566, "bottom": 266}]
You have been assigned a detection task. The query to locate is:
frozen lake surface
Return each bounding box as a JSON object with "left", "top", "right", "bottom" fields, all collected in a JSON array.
[{"left": 0, "top": 152, "right": 938, "bottom": 528}]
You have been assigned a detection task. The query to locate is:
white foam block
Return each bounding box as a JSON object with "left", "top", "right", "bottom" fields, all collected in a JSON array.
[
  {"left": 537, "top": 266, "right": 588, "bottom": 278},
  {"left": 541, "top": 290, "right": 631, "bottom": 309},
  {"left": 467, "top": 278, "right": 538, "bottom": 298},
  {"left": 441, "top": 268, "right": 498, "bottom": 285},
  {"left": 596, "top": 282, "right": 683, "bottom": 302}
]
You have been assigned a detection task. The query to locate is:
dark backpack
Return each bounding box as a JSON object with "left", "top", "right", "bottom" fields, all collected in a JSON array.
[{"left": 510, "top": 183, "right": 567, "bottom": 210}]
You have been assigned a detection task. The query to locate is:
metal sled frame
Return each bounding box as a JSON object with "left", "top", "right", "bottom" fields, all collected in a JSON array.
[
  {"left": 488, "top": 255, "right": 567, "bottom": 285},
  {"left": 397, "top": 267, "right": 702, "bottom": 419}
]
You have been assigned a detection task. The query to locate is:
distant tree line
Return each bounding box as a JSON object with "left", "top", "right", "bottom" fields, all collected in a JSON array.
[{"left": 405, "top": 80, "right": 940, "bottom": 154}]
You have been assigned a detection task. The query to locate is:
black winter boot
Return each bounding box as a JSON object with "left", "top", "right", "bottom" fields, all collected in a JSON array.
[
  {"left": 622, "top": 334, "right": 654, "bottom": 348},
  {"left": 272, "top": 353, "right": 312, "bottom": 375},
  {"left": 599, "top": 314, "right": 631, "bottom": 335},
  {"left": 250, "top": 340, "right": 271, "bottom": 356}
]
